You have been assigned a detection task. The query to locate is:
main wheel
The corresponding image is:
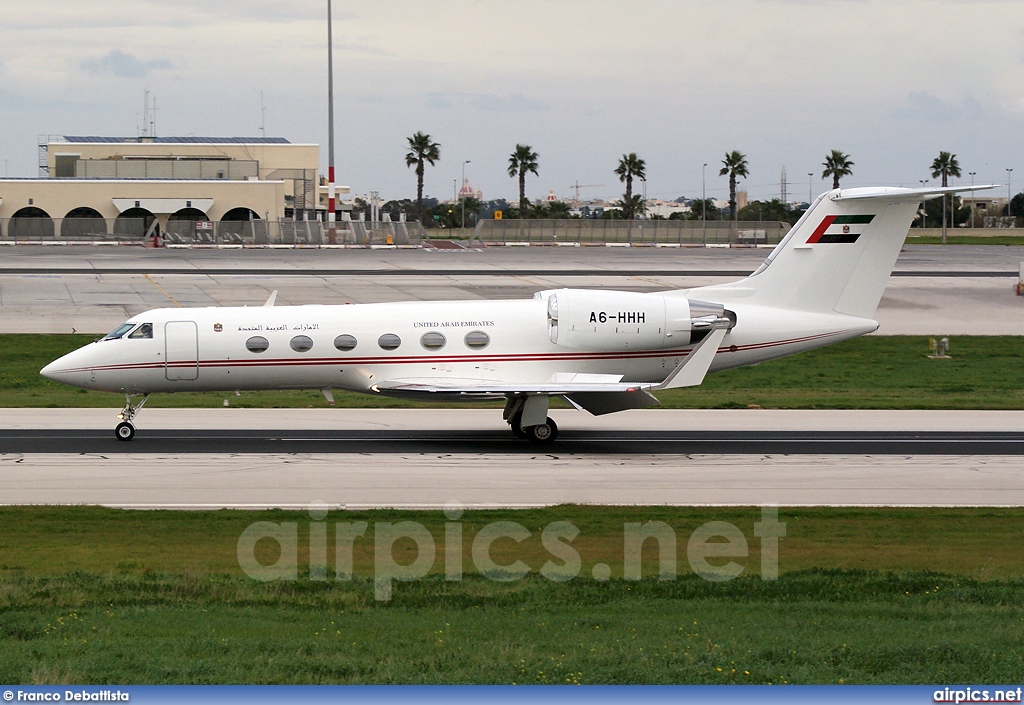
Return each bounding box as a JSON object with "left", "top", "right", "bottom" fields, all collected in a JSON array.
[
  {"left": 509, "top": 411, "right": 528, "bottom": 439},
  {"left": 526, "top": 417, "right": 558, "bottom": 444},
  {"left": 115, "top": 421, "right": 135, "bottom": 441}
]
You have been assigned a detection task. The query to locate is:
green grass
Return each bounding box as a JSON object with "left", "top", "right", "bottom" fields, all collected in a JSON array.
[
  {"left": 2, "top": 571, "right": 1023, "bottom": 685},
  {"left": 1, "top": 506, "right": 1023, "bottom": 684},
  {"left": 5, "top": 334, "right": 1024, "bottom": 409},
  {"left": 905, "top": 234, "right": 1024, "bottom": 245},
  {"left": 2, "top": 506, "right": 1023, "bottom": 579}
]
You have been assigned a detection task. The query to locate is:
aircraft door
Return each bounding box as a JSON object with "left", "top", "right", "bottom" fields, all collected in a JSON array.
[{"left": 165, "top": 321, "right": 199, "bottom": 381}]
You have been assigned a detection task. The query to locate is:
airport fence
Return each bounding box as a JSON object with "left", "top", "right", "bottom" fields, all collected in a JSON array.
[
  {"left": 471, "top": 219, "right": 791, "bottom": 246},
  {"left": 0, "top": 217, "right": 426, "bottom": 247}
]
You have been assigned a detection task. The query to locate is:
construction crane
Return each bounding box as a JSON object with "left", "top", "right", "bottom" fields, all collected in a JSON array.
[{"left": 569, "top": 181, "right": 604, "bottom": 204}]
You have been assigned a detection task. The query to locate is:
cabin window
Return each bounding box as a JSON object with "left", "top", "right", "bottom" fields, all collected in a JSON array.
[
  {"left": 420, "top": 331, "right": 446, "bottom": 350},
  {"left": 334, "top": 334, "right": 357, "bottom": 351},
  {"left": 378, "top": 333, "right": 401, "bottom": 350},
  {"left": 128, "top": 323, "right": 153, "bottom": 339},
  {"left": 290, "top": 335, "right": 314, "bottom": 353},
  {"left": 464, "top": 330, "right": 490, "bottom": 349},
  {"left": 245, "top": 336, "right": 270, "bottom": 353},
  {"left": 102, "top": 323, "right": 136, "bottom": 341}
]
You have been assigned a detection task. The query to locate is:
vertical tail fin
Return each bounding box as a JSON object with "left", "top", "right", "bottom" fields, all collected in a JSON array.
[{"left": 694, "top": 186, "right": 992, "bottom": 318}]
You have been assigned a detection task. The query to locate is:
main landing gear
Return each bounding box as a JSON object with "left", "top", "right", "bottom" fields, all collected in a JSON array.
[
  {"left": 504, "top": 396, "right": 558, "bottom": 444},
  {"left": 115, "top": 393, "right": 149, "bottom": 441}
]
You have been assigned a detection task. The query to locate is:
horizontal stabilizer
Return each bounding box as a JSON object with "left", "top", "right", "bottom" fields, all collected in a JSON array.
[{"left": 832, "top": 185, "right": 1000, "bottom": 201}]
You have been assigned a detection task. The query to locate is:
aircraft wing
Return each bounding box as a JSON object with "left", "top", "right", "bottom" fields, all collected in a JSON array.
[
  {"left": 372, "top": 326, "right": 729, "bottom": 415},
  {"left": 373, "top": 377, "right": 662, "bottom": 415}
]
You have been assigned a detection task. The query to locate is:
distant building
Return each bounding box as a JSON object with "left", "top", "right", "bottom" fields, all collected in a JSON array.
[
  {"left": 458, "top": 178, "right": 482, "bottom": 201},
  {"left": 0, "top": 135, "right": 325, "bottom": 239}
]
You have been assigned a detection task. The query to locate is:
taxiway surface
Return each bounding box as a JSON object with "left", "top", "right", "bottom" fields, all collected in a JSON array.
[{"left": 1, "top": 244, "right": 1022, "bottom": 335}]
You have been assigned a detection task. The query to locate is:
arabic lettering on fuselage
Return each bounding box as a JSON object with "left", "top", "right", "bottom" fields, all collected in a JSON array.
[
  {"left": 236, "top": 323, "right": 318, "bottom": 332},
  {"left": 413, "top": 320, "right": 495, "bottom": 328}
]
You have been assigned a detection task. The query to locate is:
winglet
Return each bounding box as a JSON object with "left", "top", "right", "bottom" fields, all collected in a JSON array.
[
  {"left": 263, "top": 290, "right": 278, "bottom": 307},
  {"left": 655, "top": 323, "right": 729, "bottom": 390}
]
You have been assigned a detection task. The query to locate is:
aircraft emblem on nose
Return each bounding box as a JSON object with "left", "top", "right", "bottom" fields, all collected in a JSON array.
[{"left": 214, "top": 323, "right": 223, "bottom": 332}]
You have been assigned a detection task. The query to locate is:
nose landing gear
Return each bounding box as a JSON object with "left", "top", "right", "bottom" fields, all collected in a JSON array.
[{"left": 115, "top": 394, "right": 149, "bottom": 441}]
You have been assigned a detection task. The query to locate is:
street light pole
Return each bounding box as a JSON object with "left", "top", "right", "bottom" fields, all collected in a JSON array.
[
  {"left": 968, "top": 172, "right": 976, "bottom": 228},
  {"left": 702, "top": 163, "right": 707, "bottom": 246},
  {"left": 461, "top": 160, "right": 471, "bottom": 235},
  {"left": 326, "top": 0, "right": 336, "bottom": 245},
  {"left": 918, "top": 180, "right": 929, "bottom": 229},
  {"left": 1007, "top": 169, "right": 1014, "bottom": 224}
]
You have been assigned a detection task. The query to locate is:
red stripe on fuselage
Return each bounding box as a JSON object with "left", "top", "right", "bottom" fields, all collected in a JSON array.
[{"left": 806, "top": 215, "right": 836, "bottom": 244}]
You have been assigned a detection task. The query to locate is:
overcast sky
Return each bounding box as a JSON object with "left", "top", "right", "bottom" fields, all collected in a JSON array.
[{"left": 1, "top": 0, "right": 1022, "bottom": 203}]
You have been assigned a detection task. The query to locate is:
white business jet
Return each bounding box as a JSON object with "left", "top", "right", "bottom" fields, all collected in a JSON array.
[{"left": 41, "top": 185, "right": 992, "bottom": 443}]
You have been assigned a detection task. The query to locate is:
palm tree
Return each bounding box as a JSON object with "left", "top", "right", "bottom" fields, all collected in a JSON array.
[
  {"left": 405, "top": 132, "right": 440, "bottom": 222},
  {"left": 507, "top": 144, "right": 539, "bottom": 216},
  {"left": 615, "top": 153, "right": 646, "bottom": 220},
  {"left": 822, "top": 150, "right": 854, "bottom": 190},
  {"left": 719, "top": 151, "right": 749, "bottom": 221},
  {"left": 930, "top": 151, "right": 961, "bottom": 241},
  {"left": 618, "top": 193, "right": 646, "bottom": 220}
]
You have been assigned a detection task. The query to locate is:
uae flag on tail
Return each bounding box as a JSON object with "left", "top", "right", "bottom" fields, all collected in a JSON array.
[{"left": 806, "top": 214, "right": 875, "bottom": 244}]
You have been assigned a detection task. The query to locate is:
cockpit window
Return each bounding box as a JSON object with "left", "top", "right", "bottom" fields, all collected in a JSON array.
[
  {"left": 102, "top": 323, "right": 136, "bottom": 341},
  {"left": 128, "top": 323, "right": 153, "bottom": 339}
]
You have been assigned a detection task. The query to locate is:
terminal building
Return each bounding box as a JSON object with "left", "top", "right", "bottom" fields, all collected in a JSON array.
[{"left": 0, "top": 136, "right": 325, "bottom": 242}]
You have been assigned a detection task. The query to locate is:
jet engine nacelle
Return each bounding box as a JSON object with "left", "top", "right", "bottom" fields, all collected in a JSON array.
[{"left": 539, "top": 289, "right": 727, "bottom": 351}]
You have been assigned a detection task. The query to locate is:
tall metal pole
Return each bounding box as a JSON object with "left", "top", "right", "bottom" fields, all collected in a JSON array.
[
  {"left": 941, "top": 180, "right": 947, "bottom": 245},
  {"left": 327, "top": 0, "right": 336, "bottom": 245},
  {"left": 462, "top": 160, "right": 470, "bottom": 234},
  {"left": 701, "top": 163, "right": 707, "bottom": 246},
  {"left": 807, "top": 173, "right": 812, "bottom": 205},
  {"left": 1007, "top": 169, "right": 1014, "bottom": 223},
  {"left": 918, "top": 180, "right": 928, "bottom": 229},
  {"left": 969, "top": 172, "right": 976, "bottom": 228}
]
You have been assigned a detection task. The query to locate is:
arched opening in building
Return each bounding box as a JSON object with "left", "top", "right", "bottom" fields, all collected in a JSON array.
[
  {"left": 9, "top": 207, "right": 55, "bottom": 240},
  {"left": 61, "top": 207, "right": 108, "bottom": 239},
  {"left": 219, "top": 207, "right": 262, "bottom": 243},
  {"left": 166, "top": 207, "right": 211, "bottom": 243},
  {"left": 114, "top": 207, "right": 158, "bottom": 239}
]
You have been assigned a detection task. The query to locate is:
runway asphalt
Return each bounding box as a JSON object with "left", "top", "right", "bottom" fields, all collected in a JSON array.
[
  {"left": 1, "top": 410, "right": 1022, "bottom": 508},
  {"left": 3, "top": 428, "right": 1023, "bottom": 455}
]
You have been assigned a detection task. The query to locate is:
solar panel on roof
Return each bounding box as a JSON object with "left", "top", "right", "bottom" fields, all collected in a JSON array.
[{"left": 61, "top": 136, "right": 291, "bottom": 144}]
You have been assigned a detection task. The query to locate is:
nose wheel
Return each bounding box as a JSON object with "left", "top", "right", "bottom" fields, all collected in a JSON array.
[{"left": 115, "top": 393, "right": 149, "bottom": 441}]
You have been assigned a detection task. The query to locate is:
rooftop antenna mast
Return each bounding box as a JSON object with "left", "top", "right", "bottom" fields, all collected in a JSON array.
[
  {"left": 259, "top": 91, "right": 267, "bottom": 137},
  {"left": 141, "top": 90, "right": 149, "bottom": 137}
]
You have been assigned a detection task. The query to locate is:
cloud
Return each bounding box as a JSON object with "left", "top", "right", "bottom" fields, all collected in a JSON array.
[
  {"left": 472, "top": 93, "right": 545, "bottom": 113},
  {"left": 423, "top": 92, "right": 546, "bottom": 113},
  {"left": 80, "top": 50, "right": 172, "bottom": 79},
  {"left": 895, "top": 91, "right": 988, "bottom": 123}
]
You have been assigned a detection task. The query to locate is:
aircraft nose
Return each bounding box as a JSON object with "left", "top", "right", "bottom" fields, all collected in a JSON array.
[
  {"left": 40, "top": 349, "right": 87, "bottom": 382},
  {"left": 40, "top": 358, "right": 65, "bottom": 380}
]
